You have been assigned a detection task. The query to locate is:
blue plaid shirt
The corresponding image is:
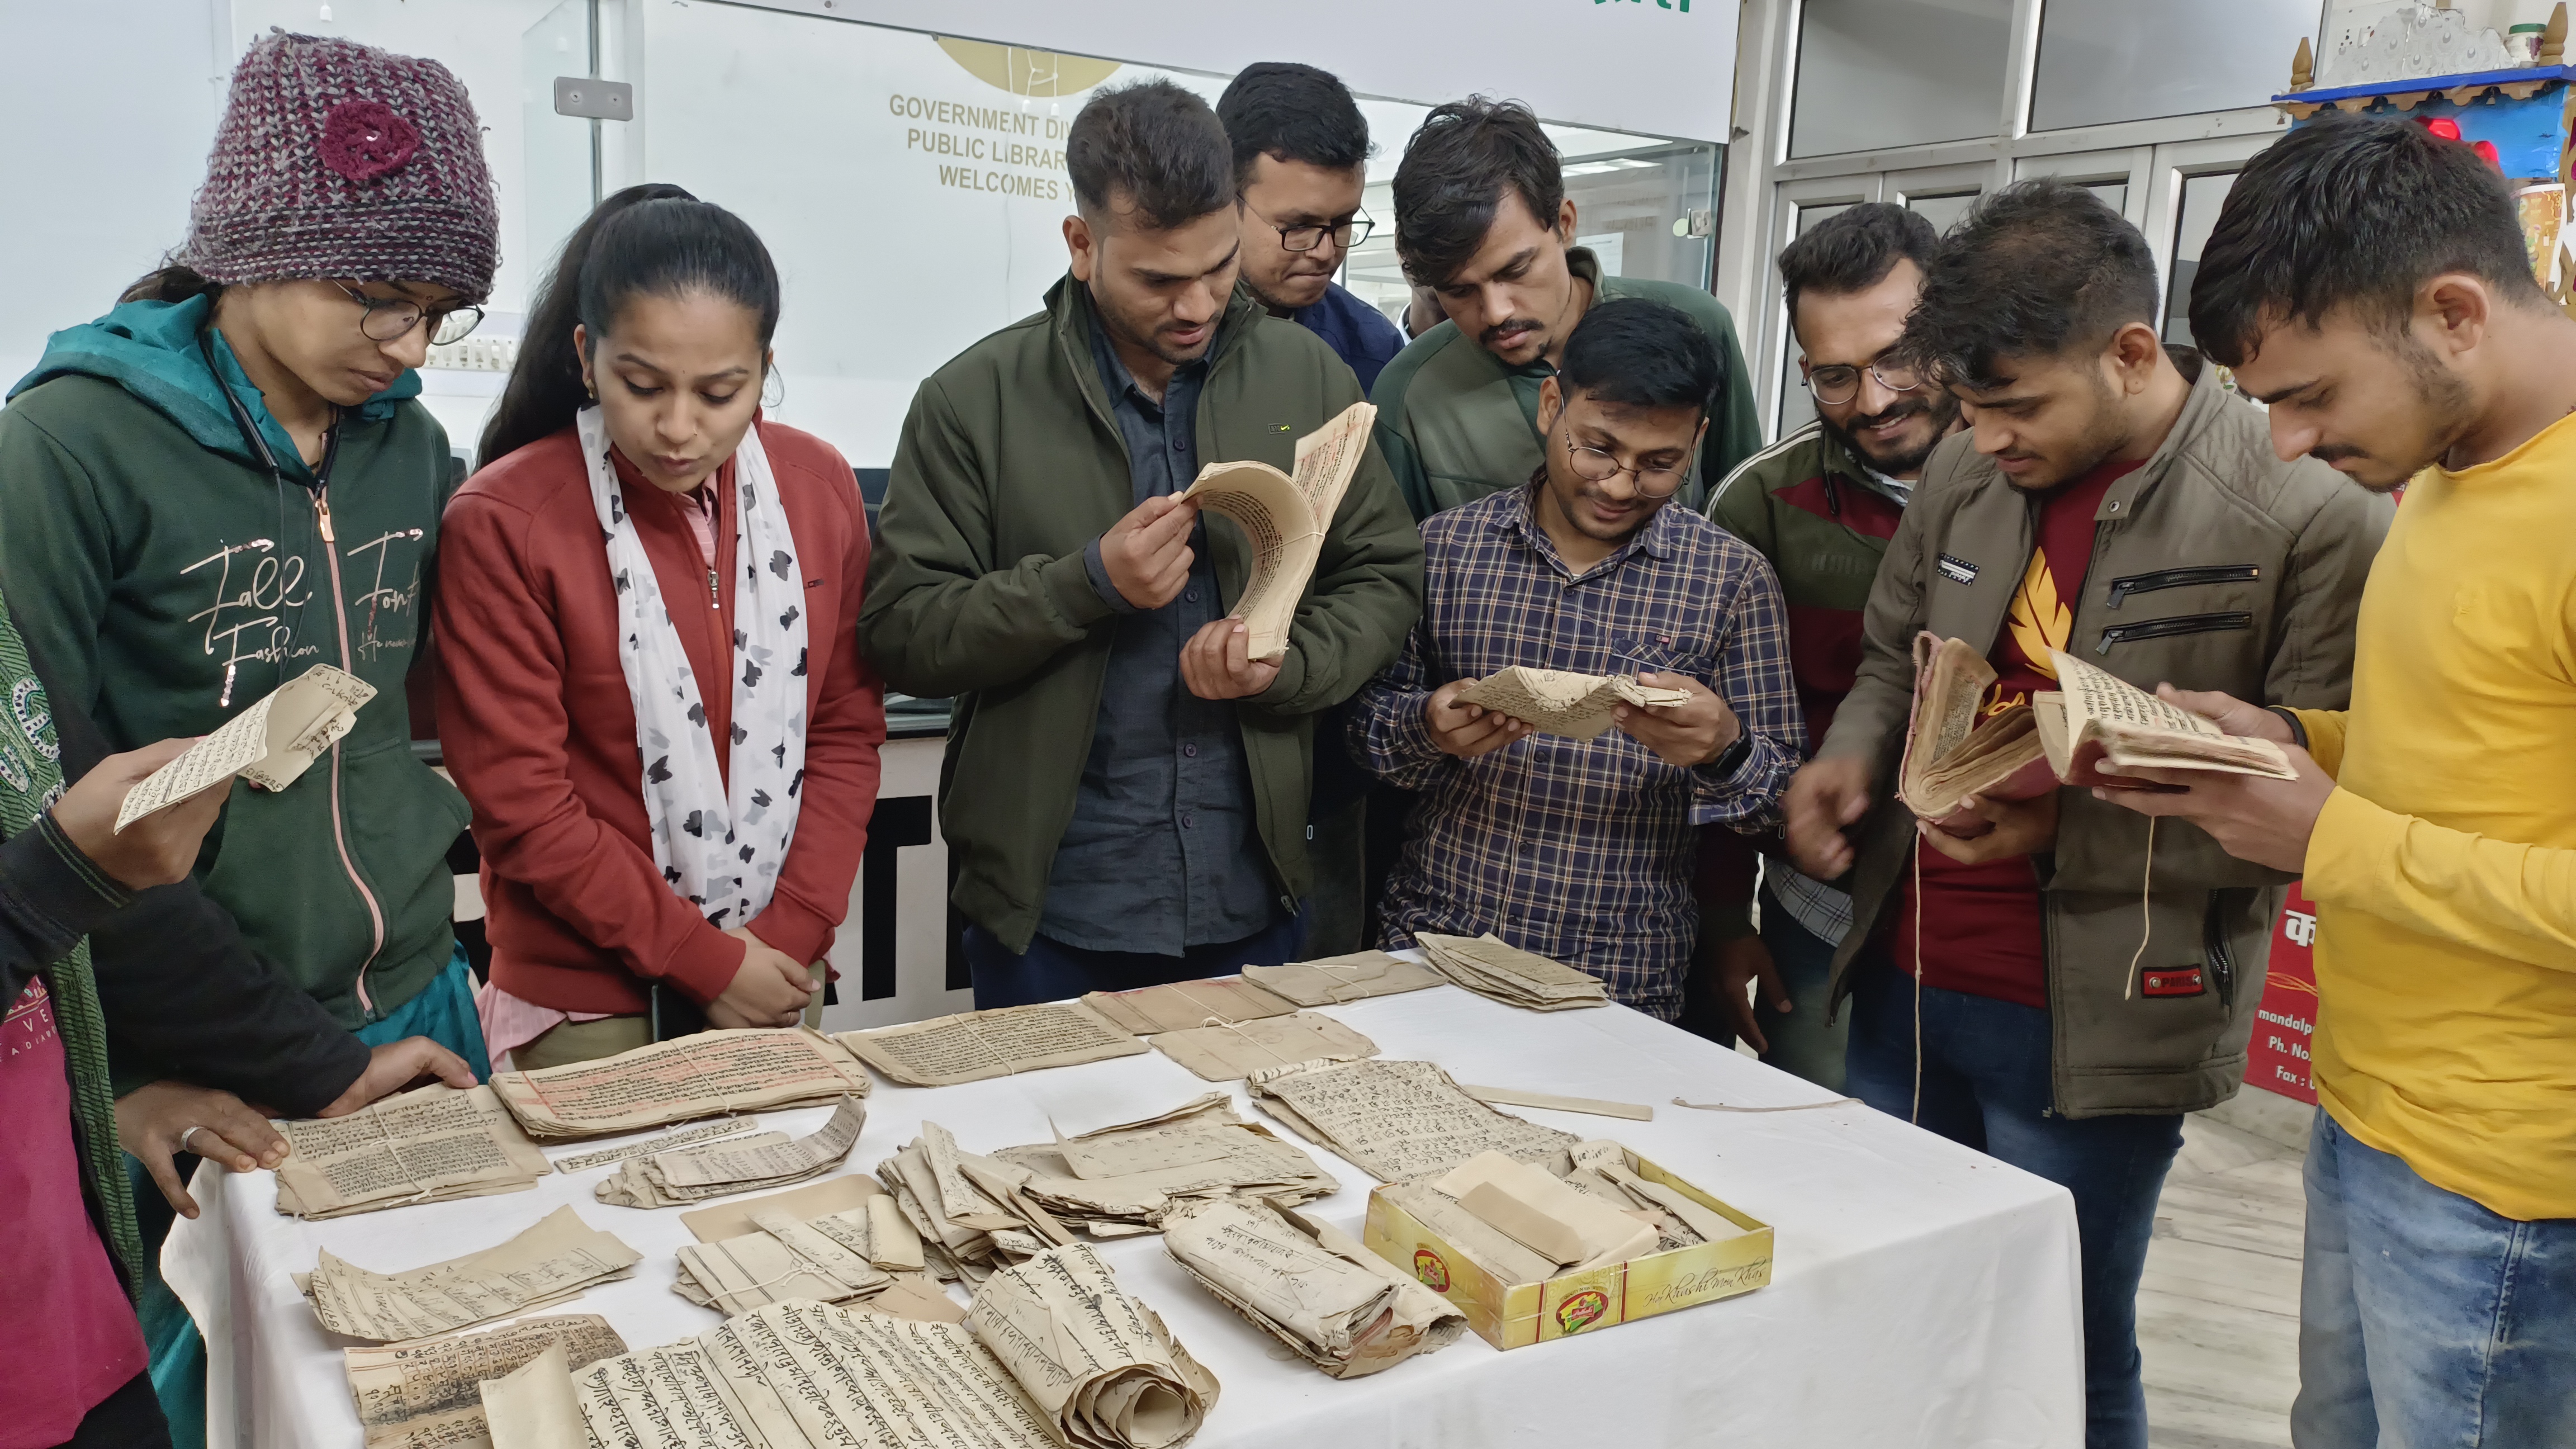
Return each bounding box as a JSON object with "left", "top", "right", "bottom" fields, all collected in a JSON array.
[{"left": 1351, "top": 482, "right": 1803, "bottom": 1019}]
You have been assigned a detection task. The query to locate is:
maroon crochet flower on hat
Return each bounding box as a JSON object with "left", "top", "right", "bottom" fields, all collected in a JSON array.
[{"left": 318, "top": 99, "right": 420, "bottom": 182}]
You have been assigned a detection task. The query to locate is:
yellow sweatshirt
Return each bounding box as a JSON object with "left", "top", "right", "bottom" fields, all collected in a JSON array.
[{"left": 2291, "top": 411, "right": 2576, "bottom": 1222}]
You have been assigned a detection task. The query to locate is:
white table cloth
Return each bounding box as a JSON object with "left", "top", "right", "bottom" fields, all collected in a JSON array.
[{"left": 168, "top": 983, "right": 2082, "bottom": 1448}]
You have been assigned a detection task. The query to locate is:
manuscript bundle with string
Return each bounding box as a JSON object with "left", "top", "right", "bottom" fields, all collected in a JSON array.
[
  {"left": 1241, "top": 951, "right": 1444, "bottom": 1007},
  {"left": 488, "top": 1027, "right": 872, "bottom": 1139},
  {"left": 272, "top": 1082, "right": 551, "bottom": 1219}
]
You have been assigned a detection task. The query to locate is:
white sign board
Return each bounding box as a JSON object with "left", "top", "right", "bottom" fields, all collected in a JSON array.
[{"left": 718, "top": 0, "right": 1736, "bottom": 143}]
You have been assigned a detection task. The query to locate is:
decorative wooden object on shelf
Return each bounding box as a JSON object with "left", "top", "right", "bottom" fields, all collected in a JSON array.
[
  {"left": 2290, "top": 36, "right": 2315, "bottom": 92},
  {"left": 2544, "top": 2, "right": 2568, "bottom": 67}
]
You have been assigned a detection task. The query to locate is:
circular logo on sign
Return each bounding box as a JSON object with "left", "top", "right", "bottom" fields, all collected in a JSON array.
[
  {"left": 1554, "top": 1288, "right": 1612, "bottom": 1334},
  {"left": 1412, "top": 1248, "right": 1450, "bottom": 1294},
  {"left": 10, "top": 677, "right": 55, "bottom": 761}
]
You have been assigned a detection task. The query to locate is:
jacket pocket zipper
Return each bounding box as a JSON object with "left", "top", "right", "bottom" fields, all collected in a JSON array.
[
  {"left": 2096, "top": 610, "right": 2252, "bottom": 655},
  {"left": 2105, "top": 564, "right": 2259, "bottom": 609},
  {"left": 2203, "top": 891, "right": 2237, "bottom": 1008}
]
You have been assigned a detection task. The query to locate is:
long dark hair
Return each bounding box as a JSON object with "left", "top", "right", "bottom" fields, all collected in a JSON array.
[
  {"left": 478, "top": 183, "right": 783, "bottom": 466},
  {"left": 120, "top": 262, "right": 224, "bottom": 305}
]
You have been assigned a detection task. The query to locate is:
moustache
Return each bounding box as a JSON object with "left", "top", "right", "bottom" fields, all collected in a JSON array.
[
  {"left": 1481, "top": 319, "right": 1542, "bottom": 349},
  {"left": 1851, "top": 395, "right": 1930, "bottom": 431},
  {"left": 2307, "top": 442, "right": 2367, "bottom": 464}
]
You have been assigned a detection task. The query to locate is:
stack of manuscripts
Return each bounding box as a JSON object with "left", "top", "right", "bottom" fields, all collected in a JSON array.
[
  {"left": 343, "top": 1314, "right": 626, "bottom": 1448},
  {"left": 877, "top": 1098, "right": 1339, "bottom": 1284},
  {"left": 1414, "top": 932, "right": 1609, "bottom": 1012},
  {"left": 595, "top": 1097, "right": 866, "bottom": 1208},
  {"left": 272, "top": 1083, "right": 552, "bottom": 1219},
  {"left": 477, "top": 1243, "right": 1217, "bottom": 1449},
  {"left": 1247, "top": 1057, "right": 1579, "bottom": 1184},
  {"left": 1375, "top": 1142, "right": 1756, "bottom": 1290},
  {"left": 1241, "top": 951, "right": 1445, "bottom": 1008},
  {"left": 489, "top": 1028, "right": 873, "bottom": 1139},
  {"left": 670, "top": 1177, "right": 960, "bottom": 1324},
  {"left": 301, "top": 1206, "right": 643, "bottom": 1343},
  {"left": 1161, "top": 1197, "right": 1464, "bottom": 1379}
]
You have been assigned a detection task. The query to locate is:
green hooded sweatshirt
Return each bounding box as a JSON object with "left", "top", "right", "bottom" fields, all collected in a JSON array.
[{"left": 0, "top": 295, "right": 465, "bottom": 1030}]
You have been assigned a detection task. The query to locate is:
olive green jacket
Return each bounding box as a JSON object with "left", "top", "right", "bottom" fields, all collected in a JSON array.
[
  {"left": 858, "top": 278, "right": 1425, "bottom": 952},
  {"left": 1368, "top": 247, "right": 1764, "bottom": 522}
]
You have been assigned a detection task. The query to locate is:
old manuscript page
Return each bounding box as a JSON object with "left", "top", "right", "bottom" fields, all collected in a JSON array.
[
  {"left": 478, "top": 1344, "right": 588, "bottom": 1449},
  {"left": 1149, "top": 1012, "right": 1377, "bottom": 1082},
  {"left": 967, "top": 1243, "right": 1219, "bottom": 1449},
  {"left": 1177, "top": 400, "right": 1377, "bottom": 661},
  {"left": 304, "top": 1206, "right": 643, "bottom": 1342},
  {"left": 1247, "top": 1058, "right": 1578, "bottom": 1183},
  {"left": 1241, "top": 952, "right": 1443, "bottom": 1006},
  {"left": 489, "top": 1027, "right": 871, "bottom": 1139},
  {"left": 1081, "top": 976, "right": 1298, "bottom": 1036},
  {"left": 345, "top": 1315, "right": 625, "bottom": 1448},
  {"left": 834, "top": 1001, "right": 1144, "bottom": 1087},
  {"left": 597, "top": 1097, "right": 865, "bottom": 1208},
  {"left": 1452, "top": 666, "right": 1690, "bottom": 742},
  {"left": 273, "top": 1083, "right": 552, "bottom": 1219},
  {"left": 2044, "top": 648, "right": 2296, "bottom": 778},
  {"left": 116, "top": 663, "right": 374, "bottom": 830}
]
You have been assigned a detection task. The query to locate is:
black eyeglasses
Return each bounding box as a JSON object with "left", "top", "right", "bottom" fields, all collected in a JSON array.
[
  {"left": 1255, "top": 206, "right": 1377, "bottom": 253},
  {"left": 334, "top": 282, "right": 485, "bottom": 347},
  {"left": 1803, "top": 358, "right": 1922, "bottom": 407},
  {"left": 1565, "top": 435, "right": 1690, "bottom": 498}
]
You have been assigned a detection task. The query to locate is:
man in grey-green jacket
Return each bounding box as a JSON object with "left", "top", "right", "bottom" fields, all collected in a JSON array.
[
  {"left": 1370, "top": 97, "right": 1762, "bottom": 523},
  {"left": 858, "top": 80, "right": 1422, "bottom": 1007}
]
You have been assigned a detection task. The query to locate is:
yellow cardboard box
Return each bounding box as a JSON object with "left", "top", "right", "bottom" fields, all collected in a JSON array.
[{"left": 1361, "top": 1148, "right": 1772, "bottom": 1349}]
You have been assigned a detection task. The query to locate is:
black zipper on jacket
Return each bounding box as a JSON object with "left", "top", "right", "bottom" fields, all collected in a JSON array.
[
  {"left": 2203, "top": 891, "right": 2238, "bottom": 1008},
  {"left": 2105, "top": 564, "right": 2260, "bottom": 609},
  {"left": 2096, "top": 610, "right": 2252, "bottom": 654}
]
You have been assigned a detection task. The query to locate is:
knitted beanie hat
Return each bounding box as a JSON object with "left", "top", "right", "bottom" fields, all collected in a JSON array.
[{"left": 181, "top": 30, "right": 499, "bottom": 300}]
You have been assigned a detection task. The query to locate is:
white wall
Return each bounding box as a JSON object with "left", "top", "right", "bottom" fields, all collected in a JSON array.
[{"left": 0, "top": 0, "right": 229, "bottom": 391}]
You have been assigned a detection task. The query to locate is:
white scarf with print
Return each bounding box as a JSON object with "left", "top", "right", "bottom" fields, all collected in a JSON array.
[{"left": 577, "top": 406, "right": 808, "bottom": 932}]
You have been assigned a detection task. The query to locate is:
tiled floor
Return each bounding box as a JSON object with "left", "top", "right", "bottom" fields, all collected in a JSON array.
[{"left": 2141, "top": 1114, "right": 2308, "bottom": 1448}]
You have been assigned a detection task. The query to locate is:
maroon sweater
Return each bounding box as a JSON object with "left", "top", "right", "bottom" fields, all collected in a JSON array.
[{"left": 434, "top": 420, "right": 884, "bottom": 1015}]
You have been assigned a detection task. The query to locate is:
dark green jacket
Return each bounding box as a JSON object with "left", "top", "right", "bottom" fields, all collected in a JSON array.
[
  {"left": 0, "top": 296, "right": 465, "bottom": 1033},
  {"left": 0, "top": 593, "right": 141, "bottom": 1294},
  {"left": 858, "top": 277, "right": 1425, "bottom": 953},
  {"left": 1368, "top": 247, "right": 1764, "bottom": 522}
]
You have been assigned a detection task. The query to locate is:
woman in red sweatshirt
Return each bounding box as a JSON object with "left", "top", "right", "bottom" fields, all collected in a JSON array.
[{"left": 435, "top": 185, "right": 883, "bottom": 1069}]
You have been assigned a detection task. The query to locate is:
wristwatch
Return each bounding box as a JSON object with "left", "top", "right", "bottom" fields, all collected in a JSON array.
[{"left": 1706, "top": 732, "right": 1753, "bottom": 777}]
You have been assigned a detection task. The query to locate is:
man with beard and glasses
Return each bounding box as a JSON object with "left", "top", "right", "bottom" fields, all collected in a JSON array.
[
  {"left": 860, "top": 80, "right": 1423, "bottom": 1006},
  {"left": 1369, "top": 97, "right": 1762, "bottom": 523},
  {"left": 1696, "top": 203, "right": 1961, "bottom": 1084},
  {"left": 1215, "top": 63, "right": 1405, "bottom": 392},
  {"left": 1779, "top": 180, "right": 2388, "bottom": 1449},
  {"left": 2099, "top": 117, "right": 2576, "bottom": 1448},
  {"left": 1352, "top": 299, "right": 1802, "bottom": 1020}
]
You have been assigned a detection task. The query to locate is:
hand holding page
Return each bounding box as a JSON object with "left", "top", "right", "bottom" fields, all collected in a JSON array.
[
  {"left": 1896, "top": 633, "right": 2055, "bottom": 831},
  {"left": 115, "top": 663, "right": 374, "bottom": 831},
  {"left": 1177, "top": 400, "right": 1375, "bottom": 661},
  {"left": 1454, "top": 666, "right": 1692, "bottom": 741},
  {"left": 2033, "top": 650, "right": 2296, "bottom": 786}
]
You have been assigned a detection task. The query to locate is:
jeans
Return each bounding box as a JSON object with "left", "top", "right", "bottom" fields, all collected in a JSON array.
[
  {"left": 1753, "top": 885, "right": 1848, "bottom": 1092},
  {"left": 1846, "top": 960, "right": 2182, "bottom": 1449},
  {"left": 963, "top": 911, "right": 1309, "bottom": 1010},
  {"left": 2295, "top": 1108, "right": 2576, "bottom": 1448}
]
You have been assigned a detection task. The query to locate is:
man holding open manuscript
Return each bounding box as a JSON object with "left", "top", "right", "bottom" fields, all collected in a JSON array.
[
  {"left": 1352, "top": 299, "right": 1803, "bottom": 1021},
  {"left": 1780, "top": 182, "right": 2388, "bottom": 1449}
]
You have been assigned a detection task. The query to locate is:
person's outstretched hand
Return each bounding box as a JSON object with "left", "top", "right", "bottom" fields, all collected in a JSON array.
[
  {"left": 314, "top": 1036, "right": 477, "bottom": 1118},
  {"left": 49, "top": 737, "right": 228, "bottom": 889},
  {"left": 707, "top": 927, "right": 814, "bottom": 1029},
  {"left": 1710, "top": 933, "right": 1787, "bottom": 1055},
  {"left": 117, "top": 1080, "right": 286, "bottom": 1219}
]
